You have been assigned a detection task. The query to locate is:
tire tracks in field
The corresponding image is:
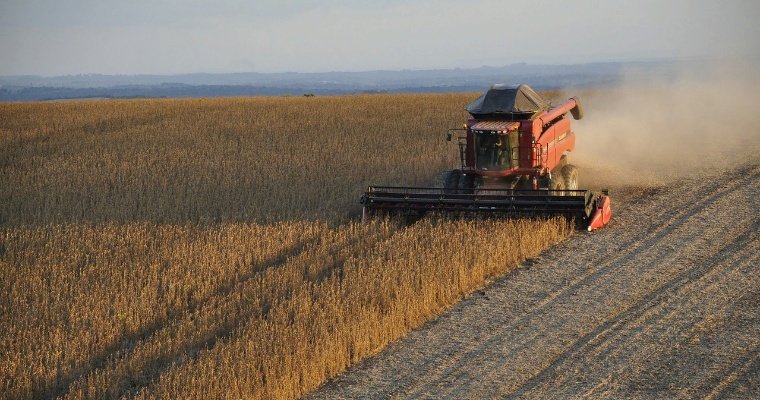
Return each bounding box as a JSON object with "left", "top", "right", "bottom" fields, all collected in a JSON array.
[
  {"left": 402, "top": 168, "right": 759, "bottom": 398},
  {"left": 376, "top": 174, "right": 728, "bottom": 398},
  {"left": 600, "top": 256, "right": 759, "bottom": 399},
  {"left": 308, "top": 164, "right": 760, "bottom": 399},
  {"left": 708, "top": 349, "right": 760, "bottom": 400},
  {"left": 520, "top": 175, "right": 760, "bottom": 399},
  {"left": 591, "top": 237, "right": 757, "bottom": 366},
  {"left": 505, "top": 220, "right": 759, "bottom": 399},
  {"left": 441, "top": 196, "right": 757, "bottom": 399}
]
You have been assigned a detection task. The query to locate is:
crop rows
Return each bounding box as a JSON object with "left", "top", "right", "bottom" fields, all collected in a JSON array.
[{"left": 0, "top": 94, "right": 569, "bottom": 399}]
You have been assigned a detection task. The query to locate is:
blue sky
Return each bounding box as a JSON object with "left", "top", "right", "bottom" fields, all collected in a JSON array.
[{"left": 1, "top": 0, "right": 759, "bottom": 76}]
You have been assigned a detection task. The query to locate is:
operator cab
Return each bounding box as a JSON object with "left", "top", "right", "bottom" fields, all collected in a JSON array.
[
  {"left": 465, "top": 84, "right": 548, "bottom": 173},
  {"left": 472, "top": 128, "right": 519, "bottom": 171}
]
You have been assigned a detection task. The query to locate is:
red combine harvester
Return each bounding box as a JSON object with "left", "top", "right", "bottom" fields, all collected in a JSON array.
[{"left": 361, "top": 84, "right": 611, "bottom": 231}]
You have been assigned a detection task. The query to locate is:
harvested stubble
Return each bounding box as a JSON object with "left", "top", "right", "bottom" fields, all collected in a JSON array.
[{"left": 0, "top": 94, "right": 569, "bottom": 399}]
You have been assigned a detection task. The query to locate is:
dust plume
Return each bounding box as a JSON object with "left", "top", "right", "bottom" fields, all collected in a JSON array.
[{"left": 565, "top": 62, "right": 760, "bottom": 189}]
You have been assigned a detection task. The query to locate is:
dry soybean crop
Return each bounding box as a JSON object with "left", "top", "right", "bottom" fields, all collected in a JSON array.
[{"left": 0, "top": 95, "right": 570, "bottom": 399}]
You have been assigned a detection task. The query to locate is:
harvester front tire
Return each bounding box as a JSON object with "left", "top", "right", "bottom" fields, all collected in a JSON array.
[
  {"left": 444, "top": 170, "right": 461, "bottom": 194},
  {"left": 550, "top": 173, "right": 565, "bottom": 192},
  {"left": 562, "top": 165, "right": 579, "bottom": 190},
  {"left": 459, "top": 174, "right": 476, "bottom": 194}
]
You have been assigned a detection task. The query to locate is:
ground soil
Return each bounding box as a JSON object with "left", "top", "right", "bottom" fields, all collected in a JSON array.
[{"left": 309, "top": 163, "right": 759, "bottom": 399}]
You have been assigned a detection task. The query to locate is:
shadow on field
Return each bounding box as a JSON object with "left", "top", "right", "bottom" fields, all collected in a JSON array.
[
  {"left": 44, "top": 235, "right": 321, "bottom": 399},
  {"left": 47, "top": 221, "right": 402, "bottom": 398}
]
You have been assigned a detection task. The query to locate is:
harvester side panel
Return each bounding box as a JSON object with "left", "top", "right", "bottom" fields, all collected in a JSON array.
[
  {"left": 536, "top": 117, "right": 574, "bottom": 173},
  {"left": 519, "top": 121, "right": 539, "bottom": 168}
]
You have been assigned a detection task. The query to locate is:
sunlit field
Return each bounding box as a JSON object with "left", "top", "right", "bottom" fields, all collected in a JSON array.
[{"left": 0, "top": 94, "right": 569, "bottom": 399}]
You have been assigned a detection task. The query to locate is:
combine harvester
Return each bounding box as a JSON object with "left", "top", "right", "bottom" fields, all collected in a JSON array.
[{"left": 361, "top": 84, "right": 611, "bottom": 231}]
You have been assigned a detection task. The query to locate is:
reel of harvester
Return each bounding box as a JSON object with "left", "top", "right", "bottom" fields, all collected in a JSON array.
[{"left": 361, "top": 186, "right": 611, "bottom": 231}]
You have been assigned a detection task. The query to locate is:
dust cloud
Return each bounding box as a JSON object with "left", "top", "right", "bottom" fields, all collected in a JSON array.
[{"left": 564, "top": 62, "right": 760, "bottom": 189}]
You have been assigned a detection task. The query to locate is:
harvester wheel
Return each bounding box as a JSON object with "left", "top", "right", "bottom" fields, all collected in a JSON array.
[
  {"left": 459, "top": 174, "right": 476, "bottom": 194},
  {"left": 562, "top": 165, "right": 579, "bottom": 190},
  {"left": 443, "top": 170, "right": 461, "bottom": 194},
  {"left": 557, "top": 154, "right": 568, "bottom": 169},
  {"left": 549, "top": 173, "right": 565, "bottom": 192}
]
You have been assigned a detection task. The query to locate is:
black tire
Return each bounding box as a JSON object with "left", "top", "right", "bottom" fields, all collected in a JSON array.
[
  {"left": 549, "top": 172, "right": 565, "bottom": 192},
  {"left": 458, "top": 174, "right": 476, "bottom": 194},
  {"left": 562, "top": 165, "right": 579, "bottom": 191},
  {"left": 557, "top": 154, "right": 568, "bottom": 169},
  {"left": 444, "top": 170, "right": 461, "bottom": 194}
]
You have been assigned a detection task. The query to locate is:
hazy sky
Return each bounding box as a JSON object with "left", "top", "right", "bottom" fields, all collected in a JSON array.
[{"left": 1, "top": 0, "right": 759, "bottom": 76}]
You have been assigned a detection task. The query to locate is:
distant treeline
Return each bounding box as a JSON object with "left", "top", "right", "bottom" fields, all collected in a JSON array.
[
  {"left": 0, "top": 84, "right": 504, "bottom": 101},
  {"left": 0, "top": 78, "right": 621, "bottom": 102},
  {"left": 3, "top": 59, "right": 724, "bottom": 101},
  {"left": 0, "top": 85, "right": 345, "bottom": 101}
]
